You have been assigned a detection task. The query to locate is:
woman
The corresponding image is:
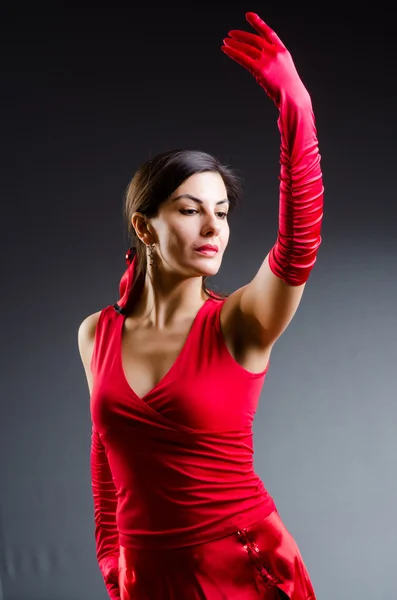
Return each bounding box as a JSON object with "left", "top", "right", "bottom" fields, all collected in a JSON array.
[{"left": 78, "top": 12, "right": 323, "bottom": 600}]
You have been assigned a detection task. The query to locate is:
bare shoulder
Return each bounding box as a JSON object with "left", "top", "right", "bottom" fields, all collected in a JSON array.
[
  {"left": 77, "top": 310, "right": 102, "bottom": 393},
  {"left": 78, "top": 310, "right": 102, "bottom": 363}
]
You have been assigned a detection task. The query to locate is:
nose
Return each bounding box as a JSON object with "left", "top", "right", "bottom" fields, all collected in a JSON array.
[{"left": 201, "top": 213, "right": 222, "bottom": 237}]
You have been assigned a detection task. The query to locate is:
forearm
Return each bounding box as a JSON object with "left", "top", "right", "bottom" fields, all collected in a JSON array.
[
  {"left": 221, "top": 13, "right": 324, "bottom": 287},
  {"left": 268, "top": 91, "right": 324, "bottom": 286},
  {"left": 91, "top": 425, "right": 120, "bottom": 598}
]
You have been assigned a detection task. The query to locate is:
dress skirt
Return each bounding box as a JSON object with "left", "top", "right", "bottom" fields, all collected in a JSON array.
[{"left": 118, "top": 508, "right": 316, "bottom": 599}]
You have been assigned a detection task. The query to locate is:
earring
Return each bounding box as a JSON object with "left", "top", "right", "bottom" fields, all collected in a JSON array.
[{"left": 147, "top": 243, "right": 157, "bottom": 268}]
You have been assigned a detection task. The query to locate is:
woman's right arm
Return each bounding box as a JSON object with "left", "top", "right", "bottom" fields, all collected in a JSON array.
[{"left": 78, "top": 314, "right": 121, "bottom": 600}]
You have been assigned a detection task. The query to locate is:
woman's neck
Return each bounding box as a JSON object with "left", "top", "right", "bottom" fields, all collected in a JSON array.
[{"left": 132, "top": 271, "right": 207, "bottom": 329}]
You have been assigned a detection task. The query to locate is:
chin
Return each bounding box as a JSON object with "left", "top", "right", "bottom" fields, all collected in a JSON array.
[
  {"left": 197, "top": 264, "right": 221, "bottom": 278},
  {"left": 181, "top": 255, "right": 222, "bottom": 278}
]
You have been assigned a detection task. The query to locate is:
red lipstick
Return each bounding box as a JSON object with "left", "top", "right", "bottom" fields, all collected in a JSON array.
[{"left": 195, "top": 244, "right": 219, "bottom": 254}]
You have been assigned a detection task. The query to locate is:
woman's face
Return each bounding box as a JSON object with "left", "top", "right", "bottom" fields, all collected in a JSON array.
[{"left": 149, "top": 171, "right": 230, "bottom": 278}]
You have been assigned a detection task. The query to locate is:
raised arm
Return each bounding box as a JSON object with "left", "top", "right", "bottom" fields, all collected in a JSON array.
[{"left": 221, "top": 13, "right": 324, "bottom": 347}]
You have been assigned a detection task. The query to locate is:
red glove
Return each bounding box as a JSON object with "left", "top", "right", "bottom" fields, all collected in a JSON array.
[
  {"left": 222, "top": 13, "right": 324, "bottom": 286},
  {"left": 91, "top": 425, "right": 120, "bottom": 599}
]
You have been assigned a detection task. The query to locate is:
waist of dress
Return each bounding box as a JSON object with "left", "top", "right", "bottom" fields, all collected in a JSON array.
[{"left": 116, "top": 486, "right": 277, "bottom": 550}]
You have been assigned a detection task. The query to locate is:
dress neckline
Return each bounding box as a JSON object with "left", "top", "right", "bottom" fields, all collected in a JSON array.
[{"left": 117, "top": 298, "right": 211, "bottom": 402}]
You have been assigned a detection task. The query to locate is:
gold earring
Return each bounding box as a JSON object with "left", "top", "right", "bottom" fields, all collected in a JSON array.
[{"left": 147, "top": 243, "right": 157, "bottom": 268}]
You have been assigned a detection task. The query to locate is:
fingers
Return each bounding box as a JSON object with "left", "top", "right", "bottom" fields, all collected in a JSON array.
[
  {"left": 245, "top": 12, "right": 285, "bottom": 49},
  {"left": 228, "top": 29, "right": 264, "bottom": 52},
  {"left": 221, "top": 44, "right": 256, "bottom": 72},
  {"left": 221, "top": 12, "right": 286, "bottom": 71},
  {"left": 223, "top": 36, "right": 261, "bottom": 61}
]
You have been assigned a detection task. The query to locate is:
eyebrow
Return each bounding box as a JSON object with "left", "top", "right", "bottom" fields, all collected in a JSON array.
[{"left": 172, "top": 193, "right": 230, "bottom": 206}]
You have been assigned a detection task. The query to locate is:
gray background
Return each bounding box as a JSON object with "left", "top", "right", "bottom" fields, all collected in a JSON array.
[{"left": 1, "top": 3, "right": 396, "bottom": 599}]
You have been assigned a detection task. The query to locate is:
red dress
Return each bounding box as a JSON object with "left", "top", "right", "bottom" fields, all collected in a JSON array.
[{"left": 90, "top": 288, "right": 317, "bottom": 599}]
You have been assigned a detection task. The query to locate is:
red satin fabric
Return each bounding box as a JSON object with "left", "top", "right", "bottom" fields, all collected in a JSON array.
[
  {"left": 118, "top": 508, "right": 316, "bottom": 599},
  {"left": 90, "top": 294, "right": 277, "bottom": 549},
  {"left": 267, "top": 94, "right": 323, "bottom": 287},
  {"left": 222, "top": 13, "right": 324, "bottom": 287}
]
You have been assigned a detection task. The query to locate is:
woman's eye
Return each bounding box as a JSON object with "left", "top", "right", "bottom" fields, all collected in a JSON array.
[
  {"left": 180, "top": 209, "right": 198, "bottom": 215},
  {"left": 180, "top": 209, "right": 228, "bottom": 219}
]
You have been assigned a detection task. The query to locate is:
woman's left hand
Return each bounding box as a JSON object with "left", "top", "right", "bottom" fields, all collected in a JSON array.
[{"left": 221, "top": 12, "right": 310, "bottom": 107}]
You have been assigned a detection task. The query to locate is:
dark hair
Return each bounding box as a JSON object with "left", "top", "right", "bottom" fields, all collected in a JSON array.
[{"left": 123, "top": 148, "right": 243, "bottom": 299}]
